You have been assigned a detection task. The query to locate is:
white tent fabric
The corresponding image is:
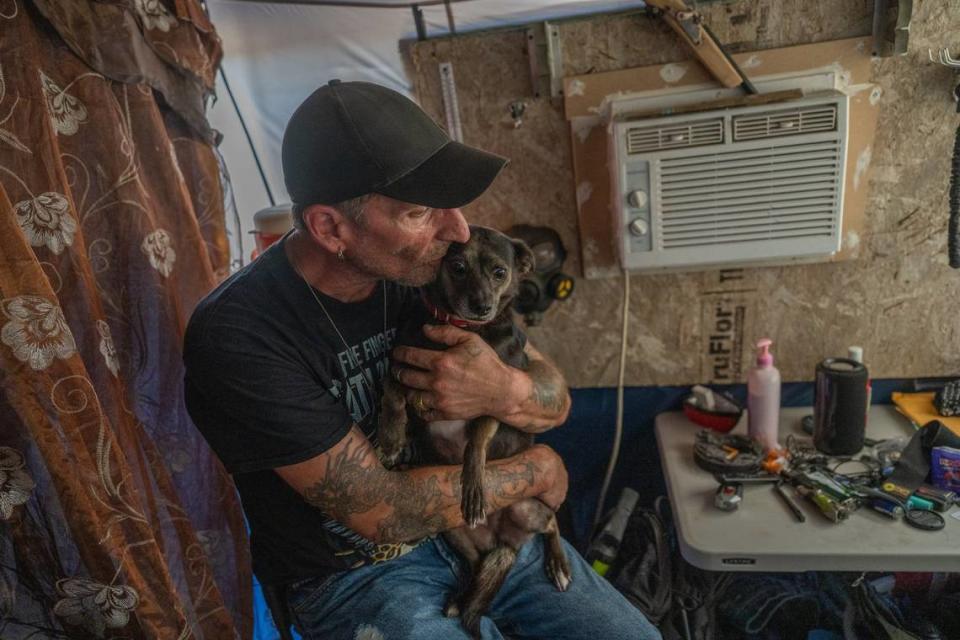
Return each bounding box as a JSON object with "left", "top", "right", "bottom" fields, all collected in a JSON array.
[{"left": 206, "top": 0, "right": 644, "bottom": 264}]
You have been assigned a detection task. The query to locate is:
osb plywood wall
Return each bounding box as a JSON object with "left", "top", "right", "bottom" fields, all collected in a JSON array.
[{"left": 408, "top": 0, "right": 960, "bottom": 388}]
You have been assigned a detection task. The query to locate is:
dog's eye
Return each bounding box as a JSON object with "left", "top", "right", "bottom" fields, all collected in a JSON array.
[
  {"left": 450, "top": 261, "right": 467, "bottom": 276},
  {"left": 492, "top": 267, "right": 507, "bottom": 281}
]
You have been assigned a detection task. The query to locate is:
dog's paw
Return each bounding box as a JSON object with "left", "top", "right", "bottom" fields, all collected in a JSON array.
[
  {"left": 444, "top": 601, "right": 461, "bottom": 618},
  {"left": 545, "top": 553, "right": 572, "bottom": 592},
  {"left": 461, "top": 482, "right": 487, "bottom": 528},
  {"left": 375, "top": 445, "right": 401, "bottom": 469}
]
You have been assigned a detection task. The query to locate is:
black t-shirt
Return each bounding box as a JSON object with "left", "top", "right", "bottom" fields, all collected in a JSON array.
[{"left": 183, "top": 236, "right": 423, "bottom": 586}]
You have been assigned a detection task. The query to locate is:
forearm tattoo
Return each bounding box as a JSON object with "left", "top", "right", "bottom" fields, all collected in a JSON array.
[
  {"left": 526, "top": 358, "right": 570, "bottom": 416},
  {"left": 375, "top": 471, "right": 455, "bottom": 542},
  {"left": 487, "top": 458, "right": 537, "bottom": 500},
  {"left": 303, "top": 434, "right": 385, "bottom": 516},
  {"left": 302, "top": 431, "right": 542, "bottom": 544}
]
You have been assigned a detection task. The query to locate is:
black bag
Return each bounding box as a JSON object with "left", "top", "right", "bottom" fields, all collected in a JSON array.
[{"left": 847, "top": 576, "right": 923, "bottom": 640}]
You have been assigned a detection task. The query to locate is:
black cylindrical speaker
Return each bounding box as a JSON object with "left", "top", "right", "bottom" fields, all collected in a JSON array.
[{"left": 813, "top": 358, "right": 869, "bottom": 455}]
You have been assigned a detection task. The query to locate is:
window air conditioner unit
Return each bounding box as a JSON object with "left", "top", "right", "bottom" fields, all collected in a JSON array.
[{"left": 610, "top": 91, "right": 849, "bottom": 272}]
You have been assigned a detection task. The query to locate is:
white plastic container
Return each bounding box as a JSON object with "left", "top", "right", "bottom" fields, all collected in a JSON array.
[{"left": 747, "top": 338, "right": 781, "bottom": 451}]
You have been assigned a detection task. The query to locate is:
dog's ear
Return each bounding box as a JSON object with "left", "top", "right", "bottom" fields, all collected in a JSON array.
[{"left": 511, "top": 238, "right": 535, "bottom": 276}]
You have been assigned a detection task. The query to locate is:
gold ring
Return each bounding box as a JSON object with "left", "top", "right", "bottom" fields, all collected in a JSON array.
[
  {"left": 393, "top": 367, "right": 403, "bottom": 384},
  {"left": 415, "top": 392, "right": 427, "bottom": 413}
]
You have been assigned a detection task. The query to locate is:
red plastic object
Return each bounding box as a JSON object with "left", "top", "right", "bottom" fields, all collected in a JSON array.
[
  {"left": 682, "top": 401, "right": 742, "bottom": 433},
  {"left": 893, "top": 572, "right": 932, "bottom": 595}
]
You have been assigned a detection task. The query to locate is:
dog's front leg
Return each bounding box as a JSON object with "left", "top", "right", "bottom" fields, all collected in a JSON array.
[
  {"left": 542, "top": 513, "right": 572, "bottom": 591},
  {"left": 461, "top": 416, "right": 499, "bottom": 527},
  {"left": 377, "top": 377, "right": 409, "bottom": 468}
]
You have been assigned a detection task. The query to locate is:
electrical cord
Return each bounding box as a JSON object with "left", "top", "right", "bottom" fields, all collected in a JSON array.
[
  {"left": 217, "top": 66, "right": 276, "bottom": 207},
  {"left": 830, "top": 457, "right": 879, "bottom": 478},
  {"left": 949, "top": 122, "right": 960, "bottom": 268},
  {"left": 592, "top": 270, "right": 630, "bottom": 533}
]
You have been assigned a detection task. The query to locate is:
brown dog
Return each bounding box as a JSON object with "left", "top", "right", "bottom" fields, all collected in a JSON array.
[{"left": 378, "top": 226, "right": 571, "bottom": 637}]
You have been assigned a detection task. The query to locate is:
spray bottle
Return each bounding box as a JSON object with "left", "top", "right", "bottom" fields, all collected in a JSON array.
[{"left": 748, "top": 339, "right": 781, "bottom": 451}]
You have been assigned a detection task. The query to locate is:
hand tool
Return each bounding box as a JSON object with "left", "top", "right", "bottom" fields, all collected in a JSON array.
[
  {"left": 644, "top": 0, "right": 757, "bottom": 94},
  {"left": 774, "top": 481, "right": 806, "bottom": 522},
  {"left": 715, "top": 473, "right": 779, "bottom": 485}
]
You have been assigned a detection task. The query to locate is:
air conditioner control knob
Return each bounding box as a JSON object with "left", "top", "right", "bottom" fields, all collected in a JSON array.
[
  {"left": 627, "top": 190, "right": 648, "bottom": 208},
  {"left": 628, "top": 218, "right": 649, "bottom": 237}
]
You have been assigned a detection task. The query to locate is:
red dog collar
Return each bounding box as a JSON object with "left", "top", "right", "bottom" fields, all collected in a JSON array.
[{"left": 420, "top": 292, "right": 484, "bottom": 329}]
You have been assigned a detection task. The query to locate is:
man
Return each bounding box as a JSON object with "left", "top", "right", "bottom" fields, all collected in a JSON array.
[{"left": 184, "top": 80, "right": 660, "bottom": 640}]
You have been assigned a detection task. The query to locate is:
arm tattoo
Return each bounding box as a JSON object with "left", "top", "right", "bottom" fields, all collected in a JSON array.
[
  {"left": 375, "top": 471, "right": 456, "bottom": 542},
  {"left": 376, "top": 458, "right": 539, "bottom": 541},
  {"left": 301, "top": 430, "right": 542, "bottom": 544},
  {"left": 302, "top": 433, "right": 385, "bottom": 516},
  {"left": 487, "top": 459, "right": 537, "bottom": 500},
  {"left": 526, "top": 358, "right": 569, "bottom": 415}
]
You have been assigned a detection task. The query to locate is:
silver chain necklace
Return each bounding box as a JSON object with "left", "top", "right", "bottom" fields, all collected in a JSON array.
[{"left": 293, "top": 261, "right": 387, "bottom": 355}]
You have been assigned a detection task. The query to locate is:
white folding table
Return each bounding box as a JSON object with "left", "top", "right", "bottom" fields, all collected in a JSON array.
[{"left": 654, "top": 405, "right": 960, "bottom": 572}]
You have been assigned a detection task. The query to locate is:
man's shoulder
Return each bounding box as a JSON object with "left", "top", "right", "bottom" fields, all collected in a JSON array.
[{"left": 185, "top": 245, "right": 288, "bottom": 350}]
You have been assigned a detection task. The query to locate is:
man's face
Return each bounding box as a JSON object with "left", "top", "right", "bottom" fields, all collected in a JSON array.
[{"left": 345, "top": 195, "right": 471, "bottom": 286}]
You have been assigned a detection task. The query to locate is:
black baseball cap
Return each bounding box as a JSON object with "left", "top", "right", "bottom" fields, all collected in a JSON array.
[{"left": 282, "top": 80, "right": 508, "bottom": 209}]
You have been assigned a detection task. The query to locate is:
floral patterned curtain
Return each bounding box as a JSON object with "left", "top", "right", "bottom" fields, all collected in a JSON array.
[{"left": 0, "top": 1, "right": 251, "bottom": 638}]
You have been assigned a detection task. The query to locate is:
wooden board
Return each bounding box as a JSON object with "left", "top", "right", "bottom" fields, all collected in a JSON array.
[{"left": 407, "top": 1, "right": 960, "bottom": 387}]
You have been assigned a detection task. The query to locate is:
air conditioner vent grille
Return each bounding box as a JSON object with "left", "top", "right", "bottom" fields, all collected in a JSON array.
[
  {"left": 733, "top": 104, "right": 837, "bottom": 141},
  {"left": 657, "top": 140, "right": 841, "bottom": 249},
  {"left": 626, "top": 118, "right": 724, "bottom": 154}
]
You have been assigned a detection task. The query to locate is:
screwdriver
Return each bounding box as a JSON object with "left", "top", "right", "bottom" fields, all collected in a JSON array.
[{"left": 774, "top": 481, "right": 806, "bottom": 522}]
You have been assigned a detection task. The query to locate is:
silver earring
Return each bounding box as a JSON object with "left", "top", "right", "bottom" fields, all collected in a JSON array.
[{"left": 337, "top": 247, "right": 345, "bottom": 261}]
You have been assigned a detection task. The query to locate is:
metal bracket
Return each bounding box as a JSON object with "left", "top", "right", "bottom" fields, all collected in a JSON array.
[
  {"left": 674, "top": 10, "right": 703, "bottom": 45},
  {"left": 893, "top": 0, "right": 912, "bottom": 56},
  {"left": 872, "top": 0, "right": 912, "bottom": 57},
  {"left": 525, "top": 21, "right": 564, "bottom": 98}
]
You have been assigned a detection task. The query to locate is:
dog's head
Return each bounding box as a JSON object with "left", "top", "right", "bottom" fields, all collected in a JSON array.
[{"left": 429, "top": 225, "right": 535, "bottom": 324}]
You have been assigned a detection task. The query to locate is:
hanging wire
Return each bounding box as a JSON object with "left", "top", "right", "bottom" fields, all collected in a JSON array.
[
  {"left": 592, "top": 270, "right": 630, "bottom": 533},
  {"left": 218, "top": 66, "right": 276, "bottom": 207},
  {"left": 949, "top": 123, "right": 960, "bottom": 267}
]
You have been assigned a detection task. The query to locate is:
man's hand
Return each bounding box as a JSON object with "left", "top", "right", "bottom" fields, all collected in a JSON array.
[
  {"left": 392, "top": 324, "right": 571, "bottom": 432},
  {"left": 529, "top": 444, "right": 569, "bottom": 511},
  {"left": 392, "top": 324, "right": 519, "bottom": 423}
]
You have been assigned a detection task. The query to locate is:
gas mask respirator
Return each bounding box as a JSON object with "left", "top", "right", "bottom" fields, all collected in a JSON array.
[{"left": 507, "top": 225, "right": 575, "bottom": 326}]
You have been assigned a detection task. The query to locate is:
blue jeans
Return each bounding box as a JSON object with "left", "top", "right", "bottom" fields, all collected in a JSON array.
[{"left": 287, "top": 535, "right": 661, "bottom": 640}]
